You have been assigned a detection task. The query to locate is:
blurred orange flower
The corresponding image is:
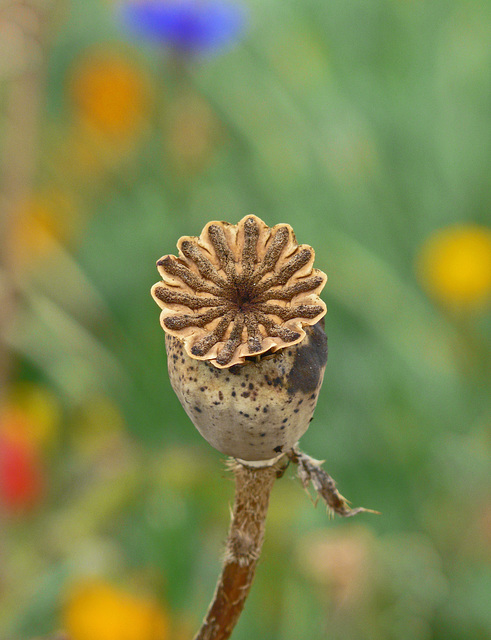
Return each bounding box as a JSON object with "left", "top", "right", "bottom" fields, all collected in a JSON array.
[
  {"left": 417, "top": 224, "right": 491, "bottom": 311},
  {"left": 64, "top": 580, "right": 168, "bottom": 640},
  {"left": 69, "top": 49, "right": 151, "bottom": 141}
]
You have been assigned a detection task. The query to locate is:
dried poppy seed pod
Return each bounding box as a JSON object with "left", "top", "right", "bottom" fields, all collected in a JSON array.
[{"left": 151, "top": 215, "right": 328, "bottom": 462}]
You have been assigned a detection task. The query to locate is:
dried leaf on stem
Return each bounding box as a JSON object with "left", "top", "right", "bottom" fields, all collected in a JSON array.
[{"left": 288, "top": 447, "right": 380, "bottom": 517}]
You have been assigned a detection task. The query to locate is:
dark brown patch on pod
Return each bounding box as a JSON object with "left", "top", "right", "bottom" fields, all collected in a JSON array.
[{"left": 287, "top": 321, "right": 328, "bottom": 396}]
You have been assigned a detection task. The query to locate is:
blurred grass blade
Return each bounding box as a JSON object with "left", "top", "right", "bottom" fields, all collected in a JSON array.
[
  {"left": 323, "top": 229, "right": 461, "bottom": 381},
  {"left": 3, "top": 283, "right": 130, "bottom": 401}
]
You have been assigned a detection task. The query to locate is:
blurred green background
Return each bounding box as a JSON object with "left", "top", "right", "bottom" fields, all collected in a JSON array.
[{"left": 0, "top": 0, "right": 490, "bottom": 639}]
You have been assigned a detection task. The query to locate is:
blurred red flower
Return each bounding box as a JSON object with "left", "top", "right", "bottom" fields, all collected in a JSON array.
[{"left": 0, "top": 416, "right": 44, "bottom": 513}]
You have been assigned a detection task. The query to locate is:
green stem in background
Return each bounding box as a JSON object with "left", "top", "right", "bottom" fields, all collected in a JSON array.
[{"left": 0, "top": 0, "right": 61, "bottom": 398}]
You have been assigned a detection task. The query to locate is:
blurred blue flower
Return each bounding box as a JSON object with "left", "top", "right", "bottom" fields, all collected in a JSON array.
[{"left": 120, "top": 0, "right": 247, "bottom": 56}]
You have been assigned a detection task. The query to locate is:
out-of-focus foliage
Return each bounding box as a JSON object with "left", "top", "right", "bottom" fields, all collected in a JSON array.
[{"left": 0, "top": 0, "right": 490, "bottom": 639}]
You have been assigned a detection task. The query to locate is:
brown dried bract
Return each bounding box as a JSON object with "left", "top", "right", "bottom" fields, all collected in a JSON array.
[{"left": 151, "top": 215, "right": 327, "bottom": 368}]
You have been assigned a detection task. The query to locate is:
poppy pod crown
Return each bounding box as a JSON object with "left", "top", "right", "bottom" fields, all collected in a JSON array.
[{"left": 151, "top": 215, "right": 327, "bottom": 369}]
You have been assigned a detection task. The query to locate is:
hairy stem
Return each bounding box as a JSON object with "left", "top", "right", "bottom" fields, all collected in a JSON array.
[{"left": 193, "top": 459, "right": 282, "bottom": 640}]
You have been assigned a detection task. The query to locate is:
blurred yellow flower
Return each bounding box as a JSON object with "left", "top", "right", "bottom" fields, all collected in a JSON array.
[
  {"left": 69, "top": 49, "right": 151, "bottom": 140},
  {"left": 1, "top": 383, "right": 60, "bottom": 451},
  {"left": 64, "top": 580, "right": 168, "bottom": 640},
  {"left": 11, "top": 188, "right": 78, "bottom": 266},
  {"left": 417, "top": 224, "right": 491, "bottom": 311}
]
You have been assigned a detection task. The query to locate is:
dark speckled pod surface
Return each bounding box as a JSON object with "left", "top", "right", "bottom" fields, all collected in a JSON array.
[{"left": 166, "top": 321, "right": 327, "bottom": 461}]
